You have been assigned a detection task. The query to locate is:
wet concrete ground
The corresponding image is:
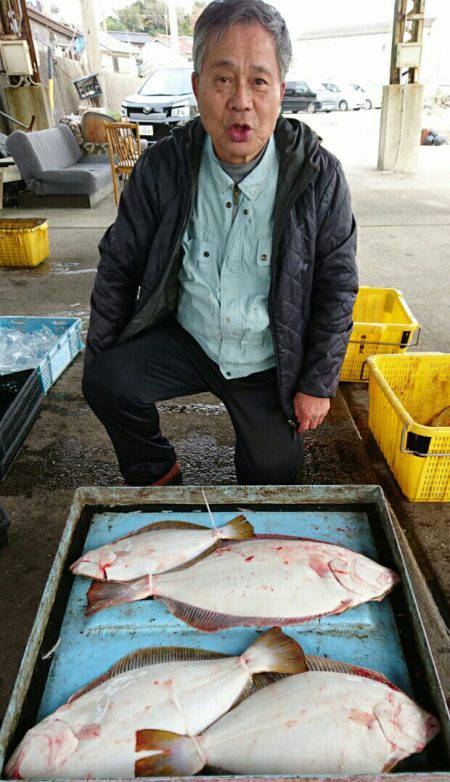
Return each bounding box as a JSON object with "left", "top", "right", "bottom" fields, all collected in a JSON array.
[{"left": 0, "top": 111, "right": 449, "bottom": 723}]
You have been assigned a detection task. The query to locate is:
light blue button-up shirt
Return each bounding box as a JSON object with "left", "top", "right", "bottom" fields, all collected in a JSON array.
[{"left": 177, "top": 133, "right": 279, "bottom": 379}]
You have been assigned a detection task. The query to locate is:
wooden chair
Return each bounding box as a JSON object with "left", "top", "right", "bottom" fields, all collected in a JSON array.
[
  {"left": 81, "top": 110, "right": 116, "bottom": 143},
  {"left": 104, "top": 122, "right": 142, "bottom": 205}
]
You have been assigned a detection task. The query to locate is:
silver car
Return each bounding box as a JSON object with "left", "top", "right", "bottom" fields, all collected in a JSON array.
[{"left": 121, "top": 67, "right": 197, "bottom": 142}]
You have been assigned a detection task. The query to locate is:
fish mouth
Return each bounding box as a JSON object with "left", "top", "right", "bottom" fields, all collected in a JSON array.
[
  {"left": 70, "top": 557, "right": 105, "bottom": 581},
  {"left": 227, "top": 122, "right": 253, "bottom": 142}
]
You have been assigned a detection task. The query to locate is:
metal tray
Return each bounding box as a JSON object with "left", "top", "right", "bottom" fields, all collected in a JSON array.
[{"left": 0, "top": 485, "right": 449, "bottom": 781}]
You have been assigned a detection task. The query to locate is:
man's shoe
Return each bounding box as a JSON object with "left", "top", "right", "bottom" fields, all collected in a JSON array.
[
  {"left": 152, "top": 460, "right": 182, "bottom": 486},
  {"left": 124, "top": 460, "right": 182, "bottom": 487}
]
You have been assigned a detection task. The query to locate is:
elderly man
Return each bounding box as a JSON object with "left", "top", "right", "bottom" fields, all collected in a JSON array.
[{"left": 83, "top": 0, "right": 358, "bottom": 487}]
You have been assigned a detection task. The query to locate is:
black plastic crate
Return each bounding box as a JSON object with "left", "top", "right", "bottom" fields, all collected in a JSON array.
[
  {"left": 0, "top": 504, "right": 10, "bottom": 547},
  {"left": 0, "top": 369, "right": 43, "bottom": 481}
]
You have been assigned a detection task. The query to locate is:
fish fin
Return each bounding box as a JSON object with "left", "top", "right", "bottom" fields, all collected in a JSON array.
[
  {"left": 68, "top": 646, "right": 229, "bottom": 703},
  {"left": 115, "top": 519, "right": 209, "bottom": 541},
  {"left": 253, "top": 533, "right": 331, "bottom": 541},
  {"left": 250, "top": 672, "right": 286, "bottom": 694},
  {"left": 85, "top": 576, "right": 151, "bottom": 617},
  {"left": 218, "top": 515, "right": 254, "bottom": 540},
  {"left": 242, "top": 627, "right": 307, "bottom": 674},
  {"left": 158, "top": 598, "right": 317, "bottom": 631},
  {"left": 154, "top": 517, "right": 254, "bottom": 573},
  {"left": 305, "top": 655, "right": 402, "bottom": 692},
  {"left": 160, "top": 541, "right": 222, "bottom": 573},
  {"left": 135, "top": 730, "right": 204, "bottom": 776}
]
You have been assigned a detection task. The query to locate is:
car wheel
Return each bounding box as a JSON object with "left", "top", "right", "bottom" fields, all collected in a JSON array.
[
  {"left": 339, "top": 100, "right": 348, "bottom": 111},
  {"left": 364, "top": 98, "right": 373, "bottom": 110},
  {"left": 307, "top": 103, "right": 316, "bottom": 114}
]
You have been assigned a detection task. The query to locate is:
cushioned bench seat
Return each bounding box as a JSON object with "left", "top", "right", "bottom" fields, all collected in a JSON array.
[
  {"left": 35, "top": 158, "right": 113, "bottom": 195},
  {"left": 6, "top": 124, "right": 113, "bottom": 206}
]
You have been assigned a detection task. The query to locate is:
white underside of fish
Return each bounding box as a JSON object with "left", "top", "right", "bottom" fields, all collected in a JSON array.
[
  {"left": 199, "top": 672, "right": 438, "bottom": 774},
  {"left": 6, "top": 657, "right": 250, "bottom": 779},
  {"left": 5, "top": 629, "right": 305, "bottom": 780},
  {"left": 71, "top": 516, "right": 253, "bottom": 582},
  {"left": 149, "top": 537, "right": 399, "bottom": 628}
]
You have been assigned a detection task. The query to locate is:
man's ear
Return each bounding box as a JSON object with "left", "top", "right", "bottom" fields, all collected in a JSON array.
[
  {"left": 192, "top": 71, "right": 199, "bottom": 102},
  {"left": 280, "top": 81, "right": 287, "bottom": 102}
]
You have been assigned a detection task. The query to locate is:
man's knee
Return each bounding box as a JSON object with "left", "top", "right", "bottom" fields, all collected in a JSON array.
[
  {"left": 82, "top": 348, "right": 122, "bottom": 412},
  {"left": 236, "top": 434, "right": 304, "bottom": 485}
]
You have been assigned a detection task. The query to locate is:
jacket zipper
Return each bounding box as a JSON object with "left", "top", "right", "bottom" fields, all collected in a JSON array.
[{"left": 269, "top": 143, "right": 321, "bottom": 426}]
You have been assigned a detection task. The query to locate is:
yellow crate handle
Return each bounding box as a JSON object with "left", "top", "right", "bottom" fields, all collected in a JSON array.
[
  {"left": 400, "top": 425, "right": 450, "bottom": 457},
  {"left": 350, "top": 324, "right": 421, "bottom": 349}
]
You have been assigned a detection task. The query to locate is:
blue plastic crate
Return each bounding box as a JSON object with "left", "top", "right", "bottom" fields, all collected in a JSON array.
[{"left": 0, "top": 317, "right": 84, "bottom": 393}]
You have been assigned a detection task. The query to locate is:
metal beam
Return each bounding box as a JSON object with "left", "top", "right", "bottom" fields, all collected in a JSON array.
[{"left": 389, "top": 0, "right": 426, "bottom": 85}]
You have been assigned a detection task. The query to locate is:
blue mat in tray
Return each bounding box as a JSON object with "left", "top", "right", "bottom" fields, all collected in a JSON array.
[{"left": 39, "top": 507, "right": 412, "bottom": 720}]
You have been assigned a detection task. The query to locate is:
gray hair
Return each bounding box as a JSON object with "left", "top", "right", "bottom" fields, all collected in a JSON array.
[{"left": 193, "top": 0, "right": 292, "bottom": 81}]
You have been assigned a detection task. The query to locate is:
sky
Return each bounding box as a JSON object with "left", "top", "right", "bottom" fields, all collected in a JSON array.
[{"left": 56, "top": 0, "right": 450, "bottom": 36}]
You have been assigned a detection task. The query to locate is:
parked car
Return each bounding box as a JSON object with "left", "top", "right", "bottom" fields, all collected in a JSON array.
[
  {"left": 322, "top": 82, "right": 366, "bottom": 111},
  {"left": 121, "top": 67, "right": 197, "bottom": 142},
  {"left": 354, "top": 83, "right": 383, "bottom": 109},
  {"left": 282, "top": 80, "right": 338, "bottom": 114}
]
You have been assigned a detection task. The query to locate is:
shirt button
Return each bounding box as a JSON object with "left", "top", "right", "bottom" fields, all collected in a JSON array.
[
  {"left": 203, "top": 251, "right": 210, "bottom": 257},
  {"left": 226, "top": 201, "right": 232, "bottom": 209},
  {"left": 261, "top": 254, "right": 268, "bottom": 261},
  {"left": 243, "top": 208, "right": 249, "bottom": 215},
  {"left": 226, "top": 371, "right": 231, "bottom": 377}
]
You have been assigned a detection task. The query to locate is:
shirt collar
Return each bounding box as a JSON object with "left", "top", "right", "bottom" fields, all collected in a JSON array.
[{"left": 204, "top": 133, "right": 277, "bottom": 201}]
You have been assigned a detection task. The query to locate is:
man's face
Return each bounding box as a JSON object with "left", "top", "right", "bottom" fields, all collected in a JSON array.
[{"left": 192, "top": 21, "right": 286, "bottom": 164}]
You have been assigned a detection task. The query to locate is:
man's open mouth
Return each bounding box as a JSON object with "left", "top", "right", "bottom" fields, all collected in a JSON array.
[{"left": 228, "top": 123, "right": 253, "bottom": 142}]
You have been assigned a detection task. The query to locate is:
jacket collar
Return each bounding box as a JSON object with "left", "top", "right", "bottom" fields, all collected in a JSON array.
[{"left": 172, "top": 114, "right": 321, "bottom": 188}]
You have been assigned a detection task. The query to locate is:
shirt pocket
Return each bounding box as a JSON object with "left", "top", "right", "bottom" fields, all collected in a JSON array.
[{"left": 181, "top": 238, "right": 215, "bottom": 283}]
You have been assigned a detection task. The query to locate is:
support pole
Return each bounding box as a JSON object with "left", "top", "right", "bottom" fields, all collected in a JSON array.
[
  {"left": 47, "top": 46, "right": 54, "bottom": 111},
  {"left": 1, "top": 0, "right": 53, "bottom": 129},
  {"left": 377, "top": 0, "right": 426, "bottom": 172},
  {"left": 79, "top": 0, "right": 106, "bottom": 108},
  {"left": 167, "top": 0, "right": 180, "bottom": 57}
]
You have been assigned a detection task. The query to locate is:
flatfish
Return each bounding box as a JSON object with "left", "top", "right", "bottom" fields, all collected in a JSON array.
[
  {"left": 86, "top": 535, "right": 399, "bottom": 626},
  {"left": 136, "top": 663, "right": 440, "bottom": 775},
  {"left": 71, "top": 515, "right": 254, "bottom": 581},
  {"left": 4, "top": 629, "right": 304, "bottom": 780}
]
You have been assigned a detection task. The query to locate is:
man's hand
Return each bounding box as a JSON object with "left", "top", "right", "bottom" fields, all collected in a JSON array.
[{"left": 293, "top": 392, "right": 330, "bottom": 433}]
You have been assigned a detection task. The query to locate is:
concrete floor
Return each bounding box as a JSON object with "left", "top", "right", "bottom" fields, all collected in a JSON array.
[{"left": 0, "top": 110, "right": 449, "bottom": 724}]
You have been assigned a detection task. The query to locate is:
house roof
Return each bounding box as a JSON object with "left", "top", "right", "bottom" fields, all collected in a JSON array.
[
  {"left": 154, "top": 34, "right": 193, "bottom": 58},
  {"left": 299, "top": 18, "right": 435, "bottom": 41},
  {"left": 98, "top": 30, "right": 133, "bottom": 56},
  {"left": 108, "top": 30, "right": 153, "bottom": 46},
  {"left": 27, "top": 6, "right": 83, "bottom": 39},
  {"left": 299, "top": 22, "right": 391, "bottom": 40}
]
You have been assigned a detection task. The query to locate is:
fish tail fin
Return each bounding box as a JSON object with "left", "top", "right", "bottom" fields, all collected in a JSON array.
[
  {"left": 135, "top": 730, "right": 204, "bottom": 777},
  {"left": 242, "top": 627, "right": 308, "bottom": 674},
  {"left": 218, "top": 514, "right": 254, "bottom": 540},
  {"left": 85, "top": 575, "right": 152, "bottom": 617}
]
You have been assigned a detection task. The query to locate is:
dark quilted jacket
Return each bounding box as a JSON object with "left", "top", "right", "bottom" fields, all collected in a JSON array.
[{"left": 86, "top": 115, "right": 358, "bottom": 426}]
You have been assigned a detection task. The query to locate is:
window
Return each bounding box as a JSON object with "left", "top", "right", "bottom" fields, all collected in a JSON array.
[{"left": 140, "top": 68, "right": 193, "bottom": 96}]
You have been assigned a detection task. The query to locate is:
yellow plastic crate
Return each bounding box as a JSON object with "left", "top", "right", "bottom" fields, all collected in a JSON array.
[
  {"left": 340, "top": 286, "right": 420, "bottom": 382},
  {"left": 0, "top": 218, "right": 49, "bottom": 267},
  {"left": 367, "top": 353, "right": 450, "bottom": 502}
]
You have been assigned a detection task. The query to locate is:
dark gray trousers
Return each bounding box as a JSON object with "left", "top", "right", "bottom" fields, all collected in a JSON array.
[{"left": 82, "top": 318, "right": 303, "bottom": 485}]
